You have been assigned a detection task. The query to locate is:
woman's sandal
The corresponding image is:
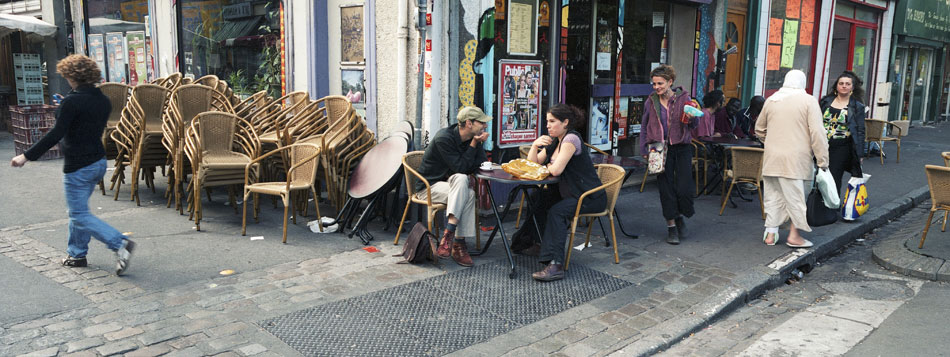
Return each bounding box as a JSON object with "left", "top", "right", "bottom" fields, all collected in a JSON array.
[
  {"left": 762, "top": 231, "right": 778, "bottom": 246},
  {"left": 786, "top": 239, "right": 814, "bottom": 248}
]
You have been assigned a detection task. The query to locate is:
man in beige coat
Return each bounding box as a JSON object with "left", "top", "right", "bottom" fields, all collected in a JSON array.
[{"left": 755, "top": 70, "right": 829, "bottom": 248}]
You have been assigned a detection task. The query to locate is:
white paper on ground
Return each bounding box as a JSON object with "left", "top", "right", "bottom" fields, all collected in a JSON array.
[
  {"left": 308, "top": 219, "right": 339, "bottom": 233},
  {"left": 250, "top": 236, "right": 264, "bottom": 241},
  {"left": 573, "top": 242, "right": 594, "bottom": 251}
]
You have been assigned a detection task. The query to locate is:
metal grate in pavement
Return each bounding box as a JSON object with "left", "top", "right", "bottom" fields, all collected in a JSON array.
[{"left": 261, "top": 255, "right": 631, "bottom": 356}]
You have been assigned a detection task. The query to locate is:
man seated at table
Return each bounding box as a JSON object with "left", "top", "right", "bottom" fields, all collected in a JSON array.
[
  {"left": 735, "top": 96, "right": 765, "bottom": 139},
  {"left": 416, "top": 106, "right": 491, "bottom": 267}
]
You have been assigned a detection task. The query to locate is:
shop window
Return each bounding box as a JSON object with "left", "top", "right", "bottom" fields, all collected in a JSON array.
[
  {"left": 85, "top": 0, "right": 151, "bottom": 85},
  {"left": 619, "top": 1, "right": 668, "bottom": 85},
  {"left": 178, "top": 0, "right": 282, "bottom": 98},
  {"left": 764, "top": 0, "right": 820, "bottom": 94}
]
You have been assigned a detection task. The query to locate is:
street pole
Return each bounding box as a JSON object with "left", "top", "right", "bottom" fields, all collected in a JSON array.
[{"left": 413, "top": 0, "right": 427, "bottom": 149}]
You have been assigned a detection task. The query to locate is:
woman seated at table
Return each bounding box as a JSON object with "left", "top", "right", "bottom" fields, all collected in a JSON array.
[
  {"left": 515, "top": 104, "right": 606, "bottom": 282},
  {"left": 692, "top": 90, "right": 722, "bottom": 138}
]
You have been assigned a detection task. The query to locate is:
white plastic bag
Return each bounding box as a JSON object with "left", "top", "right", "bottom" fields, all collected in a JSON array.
[{"left": 815, "top": 168, "right": 840, "bottom": 209}]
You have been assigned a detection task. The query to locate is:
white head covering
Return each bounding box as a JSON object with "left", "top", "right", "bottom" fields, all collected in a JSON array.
[{"left": 768, "top": 69, "right": 808, "bottom": 102}]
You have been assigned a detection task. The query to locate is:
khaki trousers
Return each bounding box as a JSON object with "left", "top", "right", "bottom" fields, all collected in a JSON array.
[
  {"left": 415, "top": 174, "right": 476, "bottom": 238},
  {"left": 762, "top": 176, "right": 812, "bottom": 232}
]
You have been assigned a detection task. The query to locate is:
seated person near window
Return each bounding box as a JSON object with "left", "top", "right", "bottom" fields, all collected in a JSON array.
[
  {"left": 735, "top": 96, "right": 766, "bottom": 139},
  {"left": 714, "top": 98, "right": 744, "bottom": 138},
  {"left": 692, "top": 90, "right": 723, "bottom": 138},
  {"left": 512, "top": 104, "right": 606, "bottom": 282}
]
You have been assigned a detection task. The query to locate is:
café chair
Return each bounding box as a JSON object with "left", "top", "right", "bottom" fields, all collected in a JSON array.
[
  {"left": 394, "top": 151, "right": 446, "bottom": 245},
  {"left": 941, "top": 151, "right": 949, "bottom": 167},
  {"left": 564, "top": 164, "right": 625, "bottom": 270},
  {"left": 865, "top": 119, "right": 902, "bottom": 165},
  {"left": 719, "top": 147, "right": 765, "bottom": 219},
  {"left": 691, "top": 139, "right": 710, "bottom": 194},
  {"left": 126, "top": 84, "right": 171, "bottom": 205},
  {"left": 98, "top": 82, "right": 131, "bottom": 195},
  {"left": 917, "top": 165, "right": 950, "bottom": 249},
  {"left": 242, "top": 143, "right": 323, "bottom": 244}
]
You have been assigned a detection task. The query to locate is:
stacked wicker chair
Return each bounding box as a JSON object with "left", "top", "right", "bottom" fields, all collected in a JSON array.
[
  {"left": 254, "top": 91, "right": 311, "bottom": 149},
  {"left": 163, "top": 84, "right": 235, "bottom": 213},
  {"left": 108, "top": 84, "right": 171, "bottom": 205},
  {"left": 98, "top": 83, "right": 131, "bottom": 194},
  {"left": 183, "top": 111, "right": 260, "bottom": 230}
]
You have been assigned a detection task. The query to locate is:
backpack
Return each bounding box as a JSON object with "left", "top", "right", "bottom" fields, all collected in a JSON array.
[{"left": 393, "top": 223, "right": 439, "bottom": 264}]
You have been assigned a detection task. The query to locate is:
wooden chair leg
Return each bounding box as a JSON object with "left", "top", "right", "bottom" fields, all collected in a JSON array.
[
  {"left": 254, "top": 193, "right": 260, "bottom": 223},
  {"left": 282, "top": 201, "right": 289, "bottom": 244},
  {"left": 564, "top": 217, "right": 580, "bottom": 270},
  {"left": 879, "top": 140, "right": 885, "bottom": 166},
  {"left": 896, "top": 140, "right": 901, "bottom": 163},
  {"left": 394, "top": 199, "right": 412, "bottom": 245},
  {"left": 918, "top": 210, "right": 936, "bottom": 249},
  {"left": 241, "top": 191, "right": 249, "bottom": 235},
  {"left": 584, "top": 217, "right": 594, "bottom": 246},
  {"left": 942, "top": 210, "right": 948, "bottom": 232},
  {"left": 515, "top": 193, "right": 525, "bottom": 229},
  {"left": 640, "top": 171, "right": 648, "bottom": 193},
  {"left": 194, "top": 180, "right": 202, "bottom": 231},
  {"left": 719, "top": 181, "right": 736, "bottom": 216},
  {"left": 311, "top": 188, "right": 324, "bottom": 232},
  {"left": 290, "top": 193, "right": 297, "bottom": 224},
  {"left": 609, "top": 215, "right": 619, "bottom": 264},
  {"left": 99, "top": 179, "right": 106, "bottom": 195}
]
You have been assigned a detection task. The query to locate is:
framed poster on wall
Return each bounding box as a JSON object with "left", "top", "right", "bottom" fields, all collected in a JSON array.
[
  {"left": 340, "top": 5, "right": 364, "bottom": 64},
  {"left": 105, "top": 32, "right": 127, "bottom": 84},
  {"left": 87, "top": 34, "right": 106, "bottom": 82},
  {"left": 126, "top": 31, "right": 146, "bottom": 86},
  {"left": 589, "top": 97, "right": 612, "bottom": 151},
  {"left": 497, "top": 60, "right": 542, "bottom": 148},
  {"left": 341, "top": 69, "right": 366, "bottom": 117}
]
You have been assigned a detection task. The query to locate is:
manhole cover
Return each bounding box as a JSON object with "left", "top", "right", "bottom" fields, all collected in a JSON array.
[{"left": 261, "top": 255, "right": 631, "bottom": 356}]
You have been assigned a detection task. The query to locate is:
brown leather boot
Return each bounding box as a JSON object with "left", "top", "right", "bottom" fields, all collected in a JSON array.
[
  {"left": 436, "top": 230, "right": 454, "bottom": 258},
  {"left": 531, "top": 263, "right": 565, "bottom": 281},
  {"left": 451, "top": 241, "right": 473, "bottom": 267}
]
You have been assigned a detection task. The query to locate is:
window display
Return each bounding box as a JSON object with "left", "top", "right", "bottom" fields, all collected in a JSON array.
[
  {"left": 85, "top": 0, "right": 149, "bottom": 84},
  {"left": 764, "top": 0, "right": 819, "bottom": 94}
]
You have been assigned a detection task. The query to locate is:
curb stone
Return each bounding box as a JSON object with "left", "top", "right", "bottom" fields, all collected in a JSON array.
[{"left": 610, "top": 185, "right": 931, "bottom": 356}]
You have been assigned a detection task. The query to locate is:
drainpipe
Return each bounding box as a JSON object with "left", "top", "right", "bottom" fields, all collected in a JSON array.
[
  {"left": 397, "top": 0, "right": 409, "bottom": 125},
  {"left": 413, "top": 0, "right": 427, "bottom": 148},
  {"left": 426, "top": 0, "right": 442, "bottom": 138}
]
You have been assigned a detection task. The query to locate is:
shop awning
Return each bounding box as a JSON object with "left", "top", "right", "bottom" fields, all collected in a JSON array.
[
  {"left": 213, "top": 16, "right": 263, "bottom": 43},
  {"left": 88, "top": 17, "right": 145, "bottom": 34},
  {"left": 0, "top": 13, "right": 56, "bottom": 40}
]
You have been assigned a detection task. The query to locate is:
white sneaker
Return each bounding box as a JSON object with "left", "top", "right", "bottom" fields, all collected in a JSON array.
[{"left": 115, "top": 239, "right": 135, "bottom": 275}]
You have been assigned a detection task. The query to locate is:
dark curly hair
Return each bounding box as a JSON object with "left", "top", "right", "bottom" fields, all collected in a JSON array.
[
  {"left": 827, "top": 70, "right": 865, "bottom": 103},
  {"left": 56, "top": 54, "right": 101, "bottom": 86},
  {"left": 547, "top": 104, "right": 586, "bottom": 131}
]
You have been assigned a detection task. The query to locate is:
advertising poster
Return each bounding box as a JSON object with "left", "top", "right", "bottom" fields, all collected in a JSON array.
[
  {"left": 589, "top": 98, "right": 612, "bottom": 151},
  {"left": 105, "top": 32, "right": 127, "bottom": 83},
  {"left": 628, "top": 96, "right": 644, "bottom": 135},
  {"left": 88, "top": 34, "right": 106, "bottom": 82},
  {"left": 616, "top": 97, "right": 628, "bottom": 139},
  {"left": 341, "top": 69, "right": 366, "bottom": 117},
  {"left": 340, "top": 5, "right": 364, "bottom": 63},
  {"left": 126, "top": 31, "right": 146, "bottom": 86},
  {"left": 497, "top": 60, "right": 542, "bottom": 148}
]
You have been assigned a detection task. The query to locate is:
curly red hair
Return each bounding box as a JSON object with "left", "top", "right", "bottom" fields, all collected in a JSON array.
[{"left": 56, "top": 54, "right": 101, "bottom": 85}]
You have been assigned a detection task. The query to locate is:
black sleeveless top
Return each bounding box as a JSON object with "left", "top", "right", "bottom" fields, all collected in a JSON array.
[{"left": 542, "top": 130, "right": 606, "bottom": 202}]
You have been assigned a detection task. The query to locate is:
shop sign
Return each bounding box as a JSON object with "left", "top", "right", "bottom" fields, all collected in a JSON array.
[
  {"left": 895, "top": 0, "right": 950, "bottom": 40},
  {"left": 497, "top": 60, "right": 542, "bottom": 148},
  {"left": 223, "top": 3, "right": 253, "bottom": 20},
  {"left": 508, "top": 0, "right": 538, "bottom": 56}
]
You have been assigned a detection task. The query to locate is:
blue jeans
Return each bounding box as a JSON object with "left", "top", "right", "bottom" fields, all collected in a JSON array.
[{"left": 64, "top": 159, "right": 125, "bottom": 257}]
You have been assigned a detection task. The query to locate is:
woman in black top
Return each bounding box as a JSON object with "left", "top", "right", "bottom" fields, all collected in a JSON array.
[
  {"left": 521, "top": 104, "right": 606, "bottom": 281},
  {"left": 818, "top": 71, "right": 866, "bottom": 196},
  {"left": 10, "top": 55, "right": 135, "bottom": 275}
]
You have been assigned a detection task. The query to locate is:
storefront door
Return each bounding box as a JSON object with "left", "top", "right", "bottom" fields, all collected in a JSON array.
[
  {"left": 723, "top": 10, "right": 745, "bottom": 100},
  {"left": 827, "top": 19, "right": 877, "bottom": 98},
  {"left": 893, "top": 46, "right": 934, "bottom": 124}
]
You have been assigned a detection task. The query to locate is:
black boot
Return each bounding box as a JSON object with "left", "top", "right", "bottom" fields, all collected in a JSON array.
[
  {"left": 666, "top": 226, "right": 680, "bottom": 245},
  {"left": 675, "top": 216, "right": 688, "bottom": 239}
]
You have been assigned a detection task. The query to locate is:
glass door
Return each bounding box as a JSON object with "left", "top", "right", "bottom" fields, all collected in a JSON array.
[{"left": 911, "top": 48, "right": 933, "bottom": 124}]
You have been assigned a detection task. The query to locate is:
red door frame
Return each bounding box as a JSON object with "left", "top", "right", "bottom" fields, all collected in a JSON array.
[{"left": 833, "top": 15, "right": 878, "bottom": 95}]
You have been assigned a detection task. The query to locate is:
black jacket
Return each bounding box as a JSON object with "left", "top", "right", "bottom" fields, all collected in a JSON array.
[
  {"left": 25, "top": 85, "right": 112, "bottom": 173},
  {"left": 416, "top": 123, "right": 487, "bottom": 191},
  {"left": 542, "top": 131, "right": 605, "bottom": 203},
  {"left": 819, "top": 95, "right": 866, "bottom": 157}
]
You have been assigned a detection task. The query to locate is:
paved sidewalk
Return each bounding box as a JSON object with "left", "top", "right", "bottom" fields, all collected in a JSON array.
[
  {"left": 872, "top": 202, "right": 950, "bottom": 281},
  {"left": 0, "top": 122, "right": 946, "bottom": 356}
]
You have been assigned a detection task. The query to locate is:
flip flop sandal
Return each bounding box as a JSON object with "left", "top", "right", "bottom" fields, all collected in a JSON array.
[
  {"left": 762, "top": 231, "right": 778, "bottom": 246},
  {"left": 786, "top": 239, "right": 814, "bottom": 248}
]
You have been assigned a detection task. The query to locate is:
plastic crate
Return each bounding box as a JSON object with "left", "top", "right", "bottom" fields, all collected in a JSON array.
[
  {"left": 9, "top": 105, "right": 57, "bottom": 129},
  {"left": 12, "top": 125, "right": 53, "bottom": 144},
  {"left": 14, "top": 140, "right": 61, "bottom": 160}
]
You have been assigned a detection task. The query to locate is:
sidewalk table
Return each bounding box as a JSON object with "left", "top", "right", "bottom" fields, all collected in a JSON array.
[
  {"left": 697, "top": 136, "right": 763, "bottom": 204},
  {"left": 590, "top": 153, "right": 646, "bottom": 238},
  {"left": 473, "top": 167, "right": 559, "bottom": 279}
]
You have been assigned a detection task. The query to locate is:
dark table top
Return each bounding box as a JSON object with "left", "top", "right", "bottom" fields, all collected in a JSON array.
[
  {"left": 590, "top": 153, "right": 646, "bottom": 170},
  {"left": 348, "top": 136, "right": 408, "bottom": 198},
  {"left": 476, "top": 167, "right": 560, "bottom": 185},
  {"left": 697, "top": 136, "right": 763, "bottom": 148}
]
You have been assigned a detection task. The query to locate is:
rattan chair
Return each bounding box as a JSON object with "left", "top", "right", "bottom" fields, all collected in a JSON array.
[
  {"left": 122, "top": 84, "right": 172, "bottom": 205},
  {"left": 691, "top": 139, "right": 710, "bottom": 194},
  {"left": 98, "top": 83, "right": 131, "bottom": 194},
  {"left": 184, "top": 111, "right": 261, "bottom": 230},
  {"left": 917, "top": 165, "right": 950, "bottom": 248},
  {"left": 163, "top": 84, "right": 235, "bottom": 212},
  {"left": 195, "top": 74, "right": 219, "bottom": 89},
  {"left": 719, "top": 147, "right": 765, "bottom": 219},
  {"left": 865, "top": 119, "right": 902, "bottom": 165},
  {"left": 941, "top": 151, "right": 950, "bottom": 167},
  {"left": 242, "top": 143, "right": 323, "bottom": 243},
  {"left": 564, "top": 164, "right": 625, "bottom": 270},
  {"left": 255, "top": 91, "right": 310, "bottom": 146},
  {"left": 394, "top": 151, "right": 447, "bottom": 245}
]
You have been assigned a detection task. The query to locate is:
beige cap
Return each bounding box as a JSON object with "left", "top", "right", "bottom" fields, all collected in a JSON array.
[{"left": 457, "top": 106, "right": 492, "bottom": 123}]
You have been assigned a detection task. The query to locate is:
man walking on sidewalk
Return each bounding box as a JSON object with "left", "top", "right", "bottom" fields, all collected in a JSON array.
[
  {"left": 415, "top": 106, "right": 491, "bottom": 266},
  {"left": 10, "top": 54, "right": 135, "bottom": 275}
]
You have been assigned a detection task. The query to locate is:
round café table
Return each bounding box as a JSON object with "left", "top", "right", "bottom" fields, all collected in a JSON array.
[
  {"left": 475, "top": 166, "right": 559, "bottom": 279},
  {"left": 333, "top": 135, "right": 408, "bottom": 244}
]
